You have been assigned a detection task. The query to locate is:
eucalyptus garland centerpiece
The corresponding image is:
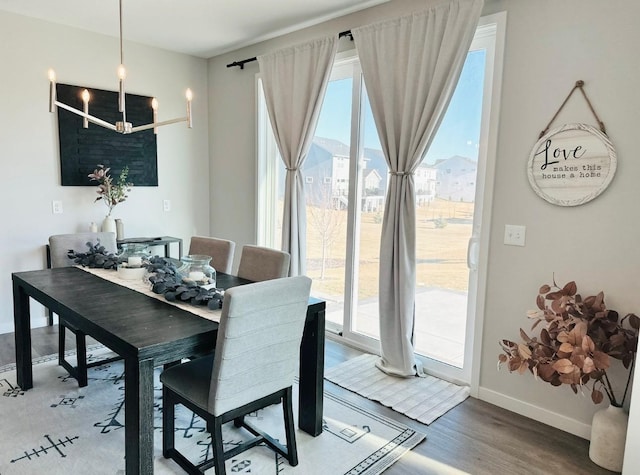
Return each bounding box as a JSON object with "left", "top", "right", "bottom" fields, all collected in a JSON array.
[
  {"left": 67, "top": 240, "right": 122, "bottom": 269},
  {"left": 68, "top": 246, "right": 224, "bottom": 310},
  {"left": 146, "top": 256, "right": 224, "bottom": 310}
]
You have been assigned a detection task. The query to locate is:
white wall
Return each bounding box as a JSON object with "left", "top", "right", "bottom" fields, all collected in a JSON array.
[
  {"left": 206, "top": 0, "right": 640, "bottom": 449},
  {"left": 0, "top": 11, "right": 210, "bottom": 333}
]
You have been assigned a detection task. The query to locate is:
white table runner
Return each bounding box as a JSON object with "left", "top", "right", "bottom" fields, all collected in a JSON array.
[{"left": 76, "top": 266, "right": 222, "bottom": 323}]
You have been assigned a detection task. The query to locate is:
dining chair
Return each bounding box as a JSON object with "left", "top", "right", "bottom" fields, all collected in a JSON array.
[
  {"left": 48, "top": 232, "right": 121, "bottom": 387},
  {"left": 188, "top": 236, "right": 236, "bottom": 274},
  {"left": 160, "top": 275, "right": 312, "bottom": 475},
  {"left": 236, "top": 244, "right": 290, "bottom": 281}
]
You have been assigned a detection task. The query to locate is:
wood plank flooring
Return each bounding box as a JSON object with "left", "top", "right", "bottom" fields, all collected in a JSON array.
[{"left": 0, "top": 327, "right": 617, "bottom": 474}]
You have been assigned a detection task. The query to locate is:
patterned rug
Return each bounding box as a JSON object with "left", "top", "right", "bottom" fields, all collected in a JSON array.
[
  {"left": 325, "top": 354, "right": 470, "bottom": 425},
  {"left": 0, "top": 348, "right": 425, "bottom": 474}
]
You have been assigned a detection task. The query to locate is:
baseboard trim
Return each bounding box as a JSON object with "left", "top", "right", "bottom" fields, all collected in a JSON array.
[{"left": 477, "top": 386, "right": 592, "bottom": 440}]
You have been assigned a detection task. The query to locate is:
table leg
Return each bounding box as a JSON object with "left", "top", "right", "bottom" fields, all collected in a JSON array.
[
  {"left": 298, "top": 305, "right": 325, "bottom": 436},
  {"left": 125, "top": 357, "right": 155, "bottom": 474},
  {"left": 13, "top": 281, "right": 32, "bottom": 390}
]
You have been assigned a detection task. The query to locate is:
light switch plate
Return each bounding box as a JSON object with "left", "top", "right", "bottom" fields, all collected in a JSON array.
[
  {"left": 504, "top": 224, "right": 526, "bottom": 246},
  {"left": 163, "top": 199, "right": 171, "bottom": 212}
]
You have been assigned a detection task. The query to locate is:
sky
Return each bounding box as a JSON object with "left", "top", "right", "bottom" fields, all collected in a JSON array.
[{"left": 314, "top": 49, "right": 486, "bottom": 166}]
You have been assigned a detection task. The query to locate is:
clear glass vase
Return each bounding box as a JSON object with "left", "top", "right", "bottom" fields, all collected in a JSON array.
[{"left": 178, "top": 254, "right": 216, "bottom": 287}]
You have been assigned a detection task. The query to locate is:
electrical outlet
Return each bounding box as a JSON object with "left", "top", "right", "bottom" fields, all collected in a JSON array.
[
  {"left": 504, "top": 224, "right": 526, "bottom": 246},
  {"left": 52, "top": 200, "right": 63, "bottom": 214},
  {"left": 163, "top": 199, "right": 171, "bottom": 212}
]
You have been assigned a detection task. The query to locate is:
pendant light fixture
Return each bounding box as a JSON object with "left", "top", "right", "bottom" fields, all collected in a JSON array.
[{"left": 48, "top": 0, "right": 192, "bottom": 134}]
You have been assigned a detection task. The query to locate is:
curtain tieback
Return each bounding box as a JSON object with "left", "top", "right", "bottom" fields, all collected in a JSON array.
[
  {"left": 389, "top": 171, "right": 413, "bottom": 176},
  {"left": 286, "top": 167, "right": 299, "bottom": 172}
]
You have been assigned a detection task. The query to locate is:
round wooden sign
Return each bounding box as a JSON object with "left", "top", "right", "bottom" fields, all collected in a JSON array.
[{"left": 527, "top": 123, "right": 616, "bottom": 206}]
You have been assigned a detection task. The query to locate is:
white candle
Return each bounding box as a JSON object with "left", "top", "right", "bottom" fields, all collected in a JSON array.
[
  {"left": 128, "top": 256, "right": 142, "bottom": 267},
  {"left": 188, "top": 271, "right": 205, "bottom": 281},
  {"left": 81, "top": 89, "right": 90, "bottom": 128},
  {"left": 186, "top": 88, "right": 193, "bottom": 128}
]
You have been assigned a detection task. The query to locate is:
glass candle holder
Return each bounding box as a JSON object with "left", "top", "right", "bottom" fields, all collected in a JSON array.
[
  {"left": 179, "top": 254, "right": 216, "bottom": 287},
  {"left": 118, "top": 243, "right": 150, "bottom": 268}
]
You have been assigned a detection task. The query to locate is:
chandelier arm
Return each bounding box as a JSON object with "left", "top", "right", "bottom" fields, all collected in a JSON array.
[
  {"left": 54, "top": 101, "right": 118, "bottom": 131},
  {"left": 130, "top": 117, "right": 188, "bottom": 133},
  {"left": 48, "top": 0, "right": 191, "bottom": 135}
]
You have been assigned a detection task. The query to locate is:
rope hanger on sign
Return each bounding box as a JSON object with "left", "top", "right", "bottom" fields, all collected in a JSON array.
[{"left": 538, "top": 80, "right": 607, "bottom": 139}]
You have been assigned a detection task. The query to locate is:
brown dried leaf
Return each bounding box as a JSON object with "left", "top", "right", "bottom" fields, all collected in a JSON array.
[
  {"left": 629, "top": 314, "right": 640, "bottom": 330},
  {"left": 520, "top": 329, "right": 532, "bottom": 343},
  {"left": 518, "top": 344, "right": 532, "bottom": 360},
  {"left": 537, "top": 363, "right": 556, "bottom": 382},
  {"left": 559, "top": 368, "right": 581, "bottom": 385},
  {"left": 557, "top": 331, "right": 570, "bottom": 343},
  {"left": 574, "top": 321, "right": 588, "bottom": 340},
  {"left": 562, "top": 281, "right": 577, "bottom": 296},
  {"left": 552, "top": 359, "right": 575, "bottom": 374},
  {"left": 539, "top": 284, "right": 551, "bottom": 295},
  {"left": 581, "top": 335, "right": 595, "bottom": 353},
  {"left": 559, "top": 342, "right": 575, "bottom": 354},
  {"left": 517, "top": 361, "right": 528, "bottom": 374},
  {"left": 591, "top": 388, "right": 604, "bottom": 404},
  {"left": 540, "top": 328, "right": 551, "bottom": 346},
  {"left": 508, "top": 357, "right": 522, "bottom": 372},
  {"left": 582, "top": 356, "right": 595, "bottom": 374},
  {"left": 592, "top": 351, "right": 610, "bottom": 370},
  {"left": 498, "top": 354, "right": 507, "bottom": 363},
  {"left": 570, "top": 353, "right": 585, "bottom": 368},
  {"left": 536, "top": 294, "right": 546, "bottom": 310},
  {"left": 546, "top": 291, "right": 563, "bottom": 301},
  {"left": 593, "top": 291, "right": 604, "bottom": 311}
]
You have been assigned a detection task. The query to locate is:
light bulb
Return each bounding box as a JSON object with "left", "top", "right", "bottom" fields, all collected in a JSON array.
[
  {"left": 82, "top": 89, "right": 90, "bottom": 103},
  {"left": 151, "top": 98, "right": 158, "bottom": 111},
  {"left": 186, "top": 88, "right": 193, "bottom": 101},
  {"left": 48, "top": 69, "right": 56, "bottom": 82},
  {"left": 118, "top": 64, "right": 127, "bottom": 80}
]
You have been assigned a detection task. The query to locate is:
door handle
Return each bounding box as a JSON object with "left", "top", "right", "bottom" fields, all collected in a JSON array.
[{"left": 467, "top": 236, "right": 479, "bottom": 271}]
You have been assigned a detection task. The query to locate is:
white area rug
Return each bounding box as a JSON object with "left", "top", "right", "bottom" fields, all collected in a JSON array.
[
  {"left": 0, "top": 348, "right": 425, "bottom": 474},
  {"left": 325, "top": 354, "right": 470, "bottom": 425}
]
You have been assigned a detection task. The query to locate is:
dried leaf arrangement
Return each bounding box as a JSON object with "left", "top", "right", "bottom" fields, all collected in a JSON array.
[
  {"left": 498, "top": 278, "right": 640, "bottom": 407},
  {"left": 88, "top": 164, "right": 133, "bottom": 217},
  {"left": 146, "top": 256, "right": 224, "bottom": 310},
  {"left": 67, "top": 240, "right": 122, "bottom": 269}
]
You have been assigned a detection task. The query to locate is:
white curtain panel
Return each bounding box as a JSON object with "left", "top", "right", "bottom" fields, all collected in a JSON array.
[
  {"left": 352, "top": 0, "right": 483, "bottom": 377},
  {"left": 258, "top": 37, "right": 338, "bottom": 276}
]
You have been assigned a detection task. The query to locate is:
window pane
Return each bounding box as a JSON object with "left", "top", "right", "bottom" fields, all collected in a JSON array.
[
  {"left": 303, "top": 77, "right": 353, "bottom": 330},
  {"left": 414, "top": 49, "right": 486, "bottom": 367},
  {"left": 353, "top": 88, "right": 385, "bottom": 339}
]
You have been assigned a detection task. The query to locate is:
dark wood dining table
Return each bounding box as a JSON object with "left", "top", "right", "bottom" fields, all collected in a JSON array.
[{"left": 12, "top": 267, "right": 326, "bottom": 475}]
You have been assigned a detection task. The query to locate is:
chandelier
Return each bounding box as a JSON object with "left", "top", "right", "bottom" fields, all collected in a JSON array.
[{"left": 48, "top": 0, "right": 192, "bottom": 134}]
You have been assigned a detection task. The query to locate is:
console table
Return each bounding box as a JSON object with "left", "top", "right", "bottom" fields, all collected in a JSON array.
[{"left": 117, "top": 236, "right": 183, "bottom": 259}]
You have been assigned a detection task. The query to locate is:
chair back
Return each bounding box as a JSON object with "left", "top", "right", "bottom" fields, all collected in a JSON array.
[
  {"left": 49, "top": 232, "right": 117, "bottom": 268},
  {"left": 237, "top": 245, "right": 290, "bottom": 281},
  {"left": 208, "top": 276, "right": 311, "bottom": 416},
  {"left": 188, "top": 236, "right": 236, "bottom": 274}
]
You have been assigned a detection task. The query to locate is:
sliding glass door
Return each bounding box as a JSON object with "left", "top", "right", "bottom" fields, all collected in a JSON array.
[{"left": 257, "top": 14, "right": 505, "bottom": 385}]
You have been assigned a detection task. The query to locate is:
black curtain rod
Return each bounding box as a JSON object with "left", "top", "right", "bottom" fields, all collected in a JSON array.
[{"left": 226, "top": 30, "right": 353, "bottom": 69}]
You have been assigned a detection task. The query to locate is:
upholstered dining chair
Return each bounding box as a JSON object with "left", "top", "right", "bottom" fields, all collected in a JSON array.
[
  {"left": 48, "top": 232, "right": 120, "bottom": 387},
  {"left": 236, "top": 244, "right": 290, "bottom": 282},
  {"left": 160, "top": 275, "right": 312, "bottom": 475},
  {"left": 188, "top": 236, "right": 236, "bottom": 274}
]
